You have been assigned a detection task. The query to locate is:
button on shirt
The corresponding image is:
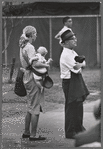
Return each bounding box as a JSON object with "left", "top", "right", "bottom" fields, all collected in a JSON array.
[{"left": 60, "top": 47, "right": 81, "bottom": 79}]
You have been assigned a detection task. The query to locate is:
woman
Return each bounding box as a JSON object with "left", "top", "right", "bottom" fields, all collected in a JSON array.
[{"left": 19, "top": 26, "right": 50, "bottom": 141}]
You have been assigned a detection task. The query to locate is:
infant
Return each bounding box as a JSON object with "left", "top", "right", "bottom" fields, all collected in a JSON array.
[{"left": 30, "top": 46, "right": 53, "bottom": 92}]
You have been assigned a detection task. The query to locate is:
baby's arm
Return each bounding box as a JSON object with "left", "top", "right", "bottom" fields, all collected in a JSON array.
[{"left": 46, "top": 58, "right": 53, "bottom": 64}]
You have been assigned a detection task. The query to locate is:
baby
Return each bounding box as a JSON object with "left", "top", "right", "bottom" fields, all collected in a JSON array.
[{"left": 30, "top": 46, "right": 53, "bottom": 92}]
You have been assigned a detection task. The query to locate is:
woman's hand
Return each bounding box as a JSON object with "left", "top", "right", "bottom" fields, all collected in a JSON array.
[{"left": 29, "top": 56, "right": 39, "bottom": 65}]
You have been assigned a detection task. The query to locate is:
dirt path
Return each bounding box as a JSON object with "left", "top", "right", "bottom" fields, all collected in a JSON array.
[{"left": 2, "top": 100, "right": 100, "bottom": 149}]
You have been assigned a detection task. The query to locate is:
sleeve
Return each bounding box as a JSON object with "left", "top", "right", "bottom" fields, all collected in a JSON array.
[
  {"left": 55, "top": 31, "right": 61, "bottom": 39},
  {"left": 71, "top": 68, "right": 81, "bottom": 73},
  {"left": 63, "top": 52, "right": 81, "bottom": 73},
  {"left": 27, "top": 45, "right": 36, "bottom": 60},
  {"left": 25, "top": 45, "right": 37, "bottom": 65},
  {"left": 55, "top": 27, "right": 65, "bottom": 39},
  {"left": 64, "top": 53, "right": 76, "bottom": 68}
]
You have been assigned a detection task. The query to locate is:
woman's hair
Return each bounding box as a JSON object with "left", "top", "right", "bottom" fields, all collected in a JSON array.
[
  {"left": 19, "top": 26, "right": 37, "bottom": 48},
  {"left": 19, "top": 34, "right": 29, "bottom": 48},
  {"left": 23, "top": 25, "right": 37, "bottom": 38}
]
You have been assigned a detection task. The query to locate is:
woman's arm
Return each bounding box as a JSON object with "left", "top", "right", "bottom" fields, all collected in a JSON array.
[{"left": 32, "top": 61, "right": 50, "bottom": 68}]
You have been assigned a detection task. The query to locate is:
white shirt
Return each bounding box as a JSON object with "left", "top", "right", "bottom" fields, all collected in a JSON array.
[
  {"left": 20, "top": 42, "right": 36, "bottom": 68},
  {"left": 60, "top": 47, "right": 81, "bottom": 79},
  {"left": 20, "top": 42, "right": 36, "bottom": 83},
  {"left": 55, "top": 26, "right": 73, "bottom": 44}
]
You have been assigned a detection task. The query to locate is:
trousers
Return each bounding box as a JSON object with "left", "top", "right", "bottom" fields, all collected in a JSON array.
[{"left": 62, "top": 79, "right": 85, "bottom": 138}]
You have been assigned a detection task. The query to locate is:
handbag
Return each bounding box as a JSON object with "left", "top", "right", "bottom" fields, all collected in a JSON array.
[
  {"left": 42, "top": 73, "right": 53, "bottom": 89},
  {"left": 14, "top": 68, "right": 27, "bottom": 97},
  {"left": 27, "top": 63, "right": 53, "bottom": 89},
  {"left": 14, "top": 47, "right": 53, "bottom": 96}
]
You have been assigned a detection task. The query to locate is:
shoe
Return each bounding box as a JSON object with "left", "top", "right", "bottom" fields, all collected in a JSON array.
[
  {"left": 22, "top": 134, "right": 30, "bottom": 138},
  {"left": 66, "top": 135, "right": 75, "bottom": 139},
  {"left": 29, "top": 136, "right": 46, "bottom": 141}
]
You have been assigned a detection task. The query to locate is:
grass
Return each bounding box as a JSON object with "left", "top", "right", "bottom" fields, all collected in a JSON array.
[
  {"left": 45, "top": 67, "right": 101, "bottom": 104},
  {"left": 2, "top": 67, "right": 101, "bottom": 104}
]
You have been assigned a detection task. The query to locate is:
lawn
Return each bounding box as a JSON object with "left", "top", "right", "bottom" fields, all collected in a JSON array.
[{"left": 2, "top": 67, "right": 101, "bottom": 104}]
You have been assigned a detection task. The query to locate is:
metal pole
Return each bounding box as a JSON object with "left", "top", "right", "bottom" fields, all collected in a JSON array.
[
  {"left": 2, "top": 15, "right": 101, "bottom": 19},
  {"left": 100, "top": 1, "right": 103, "bottom": 143},
  {"left": 4, "top": 18, "right": 7, "bottom": 67},
  {"left": 49, "top": 17, "right": 52, "bottom": 58}
]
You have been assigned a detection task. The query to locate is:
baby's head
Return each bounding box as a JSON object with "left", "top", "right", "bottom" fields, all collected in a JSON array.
[{"left": 37, "top": 46, "right": 48, "bottom": 56}]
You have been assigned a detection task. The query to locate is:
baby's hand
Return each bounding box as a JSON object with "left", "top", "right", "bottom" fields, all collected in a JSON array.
[
  {"left": 20, "top": 67, "right": 26, "bottom": 72},
  {"left": 48, "top": 58, "right": 53, "bottom": 64}
]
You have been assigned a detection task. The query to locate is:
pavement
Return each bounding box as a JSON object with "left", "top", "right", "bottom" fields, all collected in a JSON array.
[{"left": 2, "top": 100, "right": 101, "bottom": 149}]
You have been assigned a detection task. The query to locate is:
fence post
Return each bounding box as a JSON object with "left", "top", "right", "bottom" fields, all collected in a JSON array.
[
  {"left": 8, "top": 57, "right": 16, "bottom": 83},
  {"left": 96, "top": 16, "right": 100, "bottom": 67},
  {"left": 4, "top": 18, "right": 7, "bottom": 67}
]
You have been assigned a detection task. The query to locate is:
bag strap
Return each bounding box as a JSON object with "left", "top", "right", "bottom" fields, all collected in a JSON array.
[
  {"left": 21, "top": 49, "right": 47, "bottom": 76},
  {"left": 27, "top": 65, "right": 47, "bottom": 76}
]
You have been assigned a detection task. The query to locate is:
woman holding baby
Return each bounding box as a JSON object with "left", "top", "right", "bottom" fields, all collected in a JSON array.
[{"left": 19, "top": 25, "right": 52, "bottom": 141}]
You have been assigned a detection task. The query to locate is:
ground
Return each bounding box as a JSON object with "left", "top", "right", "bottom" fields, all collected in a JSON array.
[{"left": 1, "top": 67, "right": 101, "bottom": 148}]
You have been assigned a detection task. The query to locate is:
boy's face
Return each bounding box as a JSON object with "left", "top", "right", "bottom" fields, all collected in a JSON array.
[
  {"left": 63, "top": 35, "right": 77, "bottom": 49},
  {"left": 65, "top": 18, "right": 73, "bottom": 28}
]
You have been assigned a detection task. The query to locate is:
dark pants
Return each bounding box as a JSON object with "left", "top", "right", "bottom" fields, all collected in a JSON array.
[{"left": 62, "top": 79, "right": 85, "bottom": 138}]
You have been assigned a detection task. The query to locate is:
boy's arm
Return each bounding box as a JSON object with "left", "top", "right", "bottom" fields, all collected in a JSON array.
[{"left": 55, "top": 33, "right": 61, "bottom": 39}]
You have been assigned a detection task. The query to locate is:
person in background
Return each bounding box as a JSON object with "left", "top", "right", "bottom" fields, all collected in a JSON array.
[
  {"left": 19, "top": 26, "right": 50, "bottom": 141},
  {"left": 59, "top": 29, "right": 89, "bottom": 139},
  {"left": 55, "top": 16, "right": 73, "bottom": 46}
]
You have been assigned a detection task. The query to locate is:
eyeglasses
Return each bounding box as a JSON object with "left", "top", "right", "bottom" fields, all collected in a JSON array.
[{"left": 69, "top": 37, "right": 77, "bottom": 41}]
